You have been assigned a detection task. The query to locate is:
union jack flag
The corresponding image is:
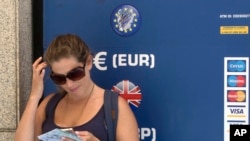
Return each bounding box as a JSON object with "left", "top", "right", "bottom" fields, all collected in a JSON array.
[{"left": 112, "top": 80, "right": 142, "bottom": 110}]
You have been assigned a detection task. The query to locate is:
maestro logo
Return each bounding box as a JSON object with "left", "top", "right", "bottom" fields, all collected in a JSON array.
[
  {"left": 112, "top": 80, "right": 142, "bottom": 111},
  {"left": 227, "top": 60, "right": 246, "bottom": 72},
  {"left": 227, "top": 90, "right": 246, "bottom": 102},
  {"left": 227, "top": 75, "right": 246, "bottom": 87},
  {"left": 111, "top": 4, "right": 141, "bottom": 36}
]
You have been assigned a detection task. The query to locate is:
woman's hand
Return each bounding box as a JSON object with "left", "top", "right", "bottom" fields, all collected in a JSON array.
[
  {"left": 61, "top": 131, "right": 100, "bottom": 141},
  {"left": 75, "top": 131, "right": 100, "bottom": 141},
  {"left": 30, "top": 57, "right": 47, "bottom": 101}
]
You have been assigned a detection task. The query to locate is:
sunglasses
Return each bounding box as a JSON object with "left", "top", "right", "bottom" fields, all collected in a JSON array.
[{"left": 50, "top": 66, "right": 85, "bottom": 85}]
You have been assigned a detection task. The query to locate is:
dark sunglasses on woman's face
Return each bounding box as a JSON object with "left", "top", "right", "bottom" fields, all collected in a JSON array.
[{"left": 50, "top": 66, "right": 85, "bottom": 85}]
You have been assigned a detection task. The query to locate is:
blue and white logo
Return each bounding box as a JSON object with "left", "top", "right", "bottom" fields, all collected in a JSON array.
[
  {"left": 227, "top": 60, "right": 246, "bottom": 72},
  {"left": 111, "top": 4, "right": 141, "bottom": 36}
]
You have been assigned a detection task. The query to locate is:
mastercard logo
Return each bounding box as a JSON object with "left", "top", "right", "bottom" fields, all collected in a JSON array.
[
  {"left": 227, "top": 90, "right": 246, "bottom": 102},
  {"left": 227, "top": 75, "right": 246, "bottom": 87}
]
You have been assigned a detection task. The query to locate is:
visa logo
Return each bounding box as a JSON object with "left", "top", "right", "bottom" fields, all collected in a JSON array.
[{"left": 230, "top": 108, "right": 244, "bottom": 114}]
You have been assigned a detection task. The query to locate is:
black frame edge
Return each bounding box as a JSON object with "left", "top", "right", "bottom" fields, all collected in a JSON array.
[{"left": 32, "top": 0, "right": 43, "bottom": 62}]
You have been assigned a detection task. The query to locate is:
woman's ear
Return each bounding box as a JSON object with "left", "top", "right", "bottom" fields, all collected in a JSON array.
[{"left": 86, "top": 54, "right": 93, "bottom": 70}]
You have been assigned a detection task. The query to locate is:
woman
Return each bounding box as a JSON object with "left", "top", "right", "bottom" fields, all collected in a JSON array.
[{"left": 14, "top": 34, "right": 139, "bottom": 141}]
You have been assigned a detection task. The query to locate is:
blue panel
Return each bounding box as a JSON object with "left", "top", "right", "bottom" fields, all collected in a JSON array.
[{"left": 43, "top": 0, "right": 250, "bottom": 140}]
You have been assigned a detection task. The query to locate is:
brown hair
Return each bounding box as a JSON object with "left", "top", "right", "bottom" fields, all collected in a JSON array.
[
  {"left": 44, "top": 34, "right": 91, "bottom": 94},
  {"left": 44, "top": 34, "right": 90, "bottom": 67}
]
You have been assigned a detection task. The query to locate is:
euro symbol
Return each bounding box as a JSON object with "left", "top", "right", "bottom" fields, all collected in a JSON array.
[{"left": 93, "top": 51, "right": 107, "bottom": 71}]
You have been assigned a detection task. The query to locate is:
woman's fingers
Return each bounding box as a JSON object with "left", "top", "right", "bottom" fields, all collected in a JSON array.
[
  {"left": 40, "top": 69, "right": 46, "bottom": 78},
  {"left": 60, "top": 131, "right": 99, "bottom": 141},
  {"left": 75, "top": 131, "right": 99, "bottom": 141},
  {"left": 61, "top": 137, "right": 74, "bottom": 141},
  {"left": 35, "top": 63, "right": 47, "bottom": 76},
  {"left": 32, "top": 57, "right": 47, "bottom": 76},
  {"left": 32, "top": 57, "right": 43, "bottom": 68},
  {"left": 29, "top": 57, "right": 47, "bottom": 99}
]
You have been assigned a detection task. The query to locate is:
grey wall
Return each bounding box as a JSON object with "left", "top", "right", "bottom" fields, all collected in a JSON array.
[{"left": 0, "top": 0, "right": 32, "bottom": 140}]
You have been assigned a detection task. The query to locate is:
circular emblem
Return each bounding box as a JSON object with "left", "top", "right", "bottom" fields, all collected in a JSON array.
[{"left": 111, "top": 4, "right": 141, "bottom": 36}]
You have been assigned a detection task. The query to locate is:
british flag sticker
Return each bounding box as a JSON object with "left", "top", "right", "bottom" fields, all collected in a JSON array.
[{"left": 112, "top": 80, "right": 142, "bottom": 111}]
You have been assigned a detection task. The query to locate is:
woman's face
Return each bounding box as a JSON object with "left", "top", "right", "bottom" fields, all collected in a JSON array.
[{"left": 50, "top": 56, "right": 91, "bottom": 96}]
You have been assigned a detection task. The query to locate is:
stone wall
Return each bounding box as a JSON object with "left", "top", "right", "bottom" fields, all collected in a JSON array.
[{"left": 0, "top": 0, "right": 32, "bottom": 140}]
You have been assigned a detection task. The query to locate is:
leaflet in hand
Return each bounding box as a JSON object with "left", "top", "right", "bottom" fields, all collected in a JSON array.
[{"left": 37, "top": 128, "right": 81, "bottom": 141}]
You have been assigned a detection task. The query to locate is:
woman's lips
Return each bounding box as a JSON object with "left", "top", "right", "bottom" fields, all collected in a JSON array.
[{"left": 69, "top": 86, "right": 79, "bottom": 92}]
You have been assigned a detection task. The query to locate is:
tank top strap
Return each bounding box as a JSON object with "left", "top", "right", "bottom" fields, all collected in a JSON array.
[{"left": 45, "top": 93, "right": 66, "bottom": 118}]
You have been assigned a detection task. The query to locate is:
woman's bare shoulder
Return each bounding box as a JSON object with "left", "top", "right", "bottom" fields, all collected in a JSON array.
[{"left": 37, "top": 93, "right": 56, "bottom": 111}]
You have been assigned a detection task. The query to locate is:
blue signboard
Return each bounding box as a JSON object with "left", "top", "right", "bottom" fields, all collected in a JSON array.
[{"left": 43, "top": 0, "right": 250, "bottom": 140}]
